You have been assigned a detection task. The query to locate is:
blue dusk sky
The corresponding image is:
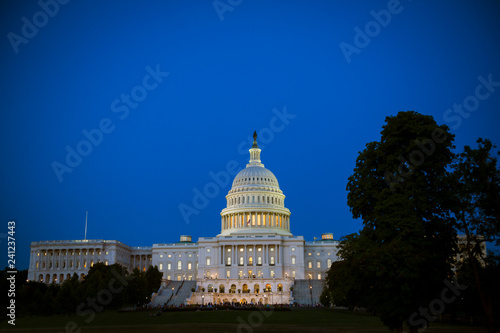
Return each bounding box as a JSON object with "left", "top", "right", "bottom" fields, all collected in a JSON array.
[{"left": 1, "top": 1, "right": 500, "bottom": 270}]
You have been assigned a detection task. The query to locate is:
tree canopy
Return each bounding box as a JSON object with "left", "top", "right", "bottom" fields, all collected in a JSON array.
[{"left": 335, "top": 111, "right": 458, "bottom": 332}]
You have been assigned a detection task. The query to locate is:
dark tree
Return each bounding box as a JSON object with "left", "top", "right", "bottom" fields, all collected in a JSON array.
[
  {"left": 339, "top": 111, "right": 457, "bottom": 332},
  {"left": 451, "top": 138, "right": 500, "bottom": 332},
  {"left": 145, "top": 265, "right": 163, "bottom": 295}
]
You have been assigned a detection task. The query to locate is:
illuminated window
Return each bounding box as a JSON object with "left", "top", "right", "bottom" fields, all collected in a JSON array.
[
  {"left": 188, "top": 262, "right": 192, "bottom": 270},
  {"left": 248, "top": 257, "right": 253, "bottom": 265},
  {"left": 227, "top": 257, "right": 231, "bottom": 265},
  {"left": 167, "top": 263, "right": 172, "bottom": 270},
  {"left": 308, "top": 261, "right": 312, "bottom": 269},
  {"left": 317, "top": 252, "right": 320, "bottom": 256},
  {"left": 159, "top": 263, "right": 163, "bottom": 270},
  {"left": 207, "top": 248, "right": 211, "bottom": 253},
  {"left": 327, "top": 259, "right": 332, "bottom": 268},
  {"left": 292, "top": 270, "right": 296, "bottom": 278},
  {"left": 240, "top": 248, "right": 244, "bottom": 252},
  {"left": 308, "top": 252, "right": 311, "bottom": 256},
  {"left": 270, "top": 256, "right": 275, "bottom": 265},
  {"left": 160, "top": 254, "right": 163, "bottom": 258},
  {"left": 316, "top": 261, "right": 321, "bottom": 268},
  {"left": 318, "top": 274, "right": 321, "bottom": 280},
  {"left": 257, "top": 257, "right": 262, "bottom": 265},
  {"left": 206, "top": 257, "right": 211, "bottom": 266},
  {"left": 227, "top": 248, "right": 231, "bottom": 252},
  {"left": 226, "top": 270, "right": 230, "bottom": 278},
  {"left": 270, "top": 248, "right": 274, "bottom": 252},
  {"left": 177, "top": 261, "right": 182, "bottom": 270},
  {"left": 239, "top": 257, "right": 244, "bottom": 265},
  {"left": 291, "top": 247, "right": 295, "bottom": 252},
  {"left": 291, "top": 257, "right": 296, "bottom": 265},
  {"left": 168, "top": 254, "right": 171, "bottom": 258},
  {"left": 188, "top": 253, "right": 192, "bottom": 258},
  {"left": 270, "top": 270, "right": 275, "bottom": 277}
]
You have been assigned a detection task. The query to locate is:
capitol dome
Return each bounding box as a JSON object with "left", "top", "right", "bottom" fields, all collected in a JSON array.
[{"left": 219, "top": 132, "right": 291, "bottom": 236}]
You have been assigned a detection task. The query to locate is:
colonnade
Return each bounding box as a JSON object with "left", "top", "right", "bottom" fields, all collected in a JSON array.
[{"left": 221, "top": 212, "right": 290, "bottom": 231}]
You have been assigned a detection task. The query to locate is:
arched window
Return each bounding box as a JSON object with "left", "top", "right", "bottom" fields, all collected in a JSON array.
[
  {"left": 254, "top": 284, "right": 260, "bottom": 293},
  {"left": 219, "top": 284, "right": 225, "bottom": 293},
  {"left": 327, "top": 258, "right": 332, "bottom": 268},
  {"left": 257, "top": 257, "right": 262, "bottom": 265},
  {"left": 227, "top": 257, "right": 231, "bottom": 265},
  {"left": 177, "top": 260, "right": 182, "bottom": 270},
  {"left": 239, "top": 257, "right": 244, "bottom": 266},
  {"left": 291, "top": 256, "right": 296, "bottom": 265},
  {"left": 248, "top": 256, "right": 253, "bottom": 265},
  {"left": 208, "top": 284, "right": 213, "bottom": 292},
  {"left": 270, "top": 256, "right": 275, "bottom": 265},
  {"left": 206, "top": 257, "right": 211, "bottom": 266},
  {"left": 265, "top": 284, "right": 272, "bottom": 292}
]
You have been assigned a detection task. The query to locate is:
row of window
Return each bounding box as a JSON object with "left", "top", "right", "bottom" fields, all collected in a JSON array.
[
  {"left": 228, "top": 194, "right": 283, "bottom": 206},
  {"left": 307, "top": 259, "right": 332, "bottom": 269},
  {"left": 235, "top": 176, "right": 277, "bottom": 185},
  {"left": 35, "top": 259, "right": 109, "bottom": 269},
  {"left": 37, "top": 250, "right": 109, "bottom": 256}
]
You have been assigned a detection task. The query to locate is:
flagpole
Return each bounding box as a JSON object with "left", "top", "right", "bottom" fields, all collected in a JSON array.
[{"left": 84, "top": 211, "right": 88, "bottom": 240}]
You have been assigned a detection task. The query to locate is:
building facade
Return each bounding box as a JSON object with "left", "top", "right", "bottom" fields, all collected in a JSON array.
[{"left": 28, "top": 133, "right": 339, "bottom": 304}]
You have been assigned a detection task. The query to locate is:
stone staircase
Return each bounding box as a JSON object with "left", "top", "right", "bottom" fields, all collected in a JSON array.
[{"left": 151, "top": 280, "right": 197, "bottom": 307}]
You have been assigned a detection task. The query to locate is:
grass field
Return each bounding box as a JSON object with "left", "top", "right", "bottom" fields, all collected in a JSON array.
[{"left": 0, "top": 308, "right": 488, "bottom": 333}]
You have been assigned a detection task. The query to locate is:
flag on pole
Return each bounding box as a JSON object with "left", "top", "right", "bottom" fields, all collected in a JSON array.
[{"left": 84, "top": 211, "right": 88, "bottom": 240}]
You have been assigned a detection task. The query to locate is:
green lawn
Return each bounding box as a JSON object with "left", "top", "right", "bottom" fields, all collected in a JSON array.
[{"left": 1, "top": 308, "right": 488, "bottom": 333}]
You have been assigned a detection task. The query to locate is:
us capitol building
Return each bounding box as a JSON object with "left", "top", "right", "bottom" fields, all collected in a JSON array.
[{"left": 28, "top": 133, "right": 339, "bottom": 305}]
